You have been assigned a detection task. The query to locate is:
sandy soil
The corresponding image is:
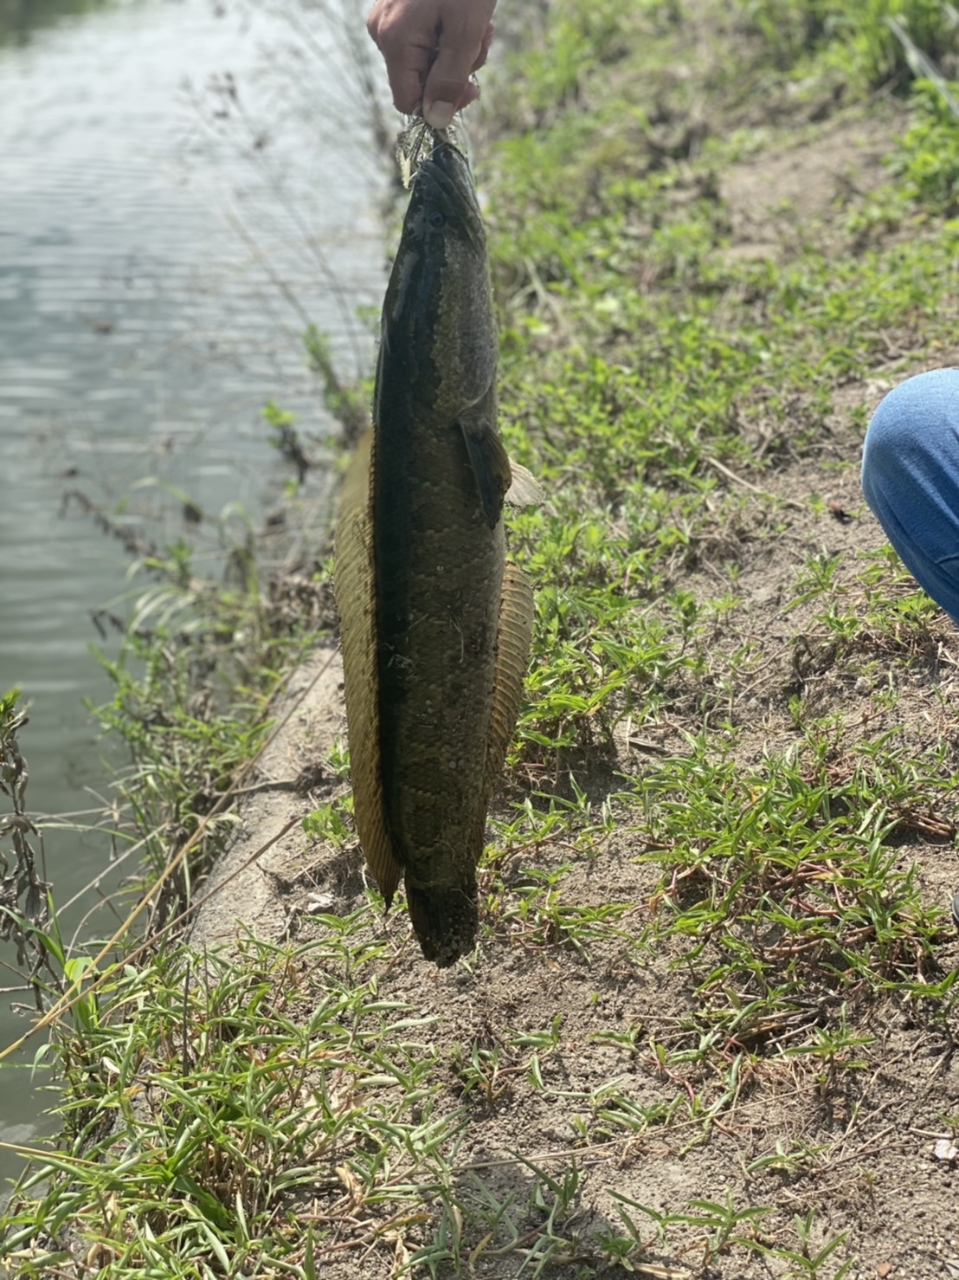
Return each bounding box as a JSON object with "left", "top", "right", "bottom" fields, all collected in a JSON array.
[{"left": 184, "top": 112, "right": 959, "bottom": 1280}]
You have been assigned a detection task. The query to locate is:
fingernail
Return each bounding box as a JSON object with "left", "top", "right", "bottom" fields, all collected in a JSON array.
[{"left": 424, "top": 100, "right": 455, "bottom": 129}]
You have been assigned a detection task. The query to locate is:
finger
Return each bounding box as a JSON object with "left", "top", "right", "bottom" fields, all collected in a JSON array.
[
  {"left": 367, "top": 0, "right": 437, "bottom": 114},
  {"left": 457, "top": 82, "right": 479, "bottom": 109},
  {"left": 423, "top": 2, "right": 495, "bottom": 128},
  {"left": 470, "top": 21, "right": 494, "bottom": 73},
  {"left": 383, "top": 42, "right": 433, "bottom": 114}
]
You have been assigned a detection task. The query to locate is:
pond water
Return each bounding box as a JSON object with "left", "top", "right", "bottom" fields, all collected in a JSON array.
[{"left": 0, "top": 0, "right": 387, "bottom": 1188}]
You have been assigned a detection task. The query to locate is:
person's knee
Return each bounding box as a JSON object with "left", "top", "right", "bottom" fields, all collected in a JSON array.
[
  {"left": 865, "top": 374, "right": 939, "bottom": 465},
  {"left": 862, "top": 369, "right": 959, "bottom": 504},
  {"left": 862, "top": 382, "right": 911, "bottom": 508}
]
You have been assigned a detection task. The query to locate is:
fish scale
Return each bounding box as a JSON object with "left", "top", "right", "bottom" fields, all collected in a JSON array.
[{"left": 335, "top": 134, "right": 535, "bottom": 967}]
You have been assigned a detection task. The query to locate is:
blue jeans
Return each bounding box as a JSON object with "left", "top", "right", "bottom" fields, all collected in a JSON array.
[{"left": 861, "top": 368, "right": 959, "bottom": 625}]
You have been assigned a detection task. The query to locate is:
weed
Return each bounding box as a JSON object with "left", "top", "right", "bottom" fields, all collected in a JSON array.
[
  {"left": 740, "top": 0, "right": 959, "bottom": 88},
  {"left": 302, "top": 797, "right": 353, "bottom": 847},
  {"left": 263, "top": 400, "right": 311, "bottom": 485},
  {"left": 0, "top": 937, "right": 464, "bottom": 1276},
  {"left": 893, "top": 78, "right": 959, "bottom": 212},
  {"left": 0, "top": 692, "right": 59, "bottom": 1006},
  {"left": 6, "top": 0, "right": 959, "bottom": 1275}
]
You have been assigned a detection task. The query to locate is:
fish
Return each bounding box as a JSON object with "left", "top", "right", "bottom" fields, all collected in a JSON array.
[{"left": 334, "top": 129, "right": 535, "bottom": 967}]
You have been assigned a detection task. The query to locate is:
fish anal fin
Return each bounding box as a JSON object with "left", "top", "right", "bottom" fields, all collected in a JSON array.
[
  {"left": 334, "top": 428, "right": 404, "bottom": 903},
  {"left": 458, "top": 394, "right": 512, "bottom": 530},
  {"left": 484, "top": 562, "right": 535, "bottom": 803}
]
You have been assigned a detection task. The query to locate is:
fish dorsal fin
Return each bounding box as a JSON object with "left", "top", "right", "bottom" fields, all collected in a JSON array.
[
  {"left": 484, "top": 562, "right": 536, "bottom": 805},
  {"left": 505, "top": 461, "right": 543, "bottom": 508},
  {"left": 334, "top": 428, "right": 404, "bottom": 904},
  {"left": 459, "top": 393, "right": 513, "bottom": 530}
]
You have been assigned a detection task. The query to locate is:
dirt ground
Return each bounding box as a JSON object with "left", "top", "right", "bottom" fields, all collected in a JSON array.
[{"left": 188, "top": 113, "right": 959, "bottom": 1280}]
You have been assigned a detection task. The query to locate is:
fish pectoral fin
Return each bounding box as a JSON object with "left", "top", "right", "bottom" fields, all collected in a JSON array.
[
  {"left": 485, "top": 561, "right": 536, "bottom": 804},
  {"left": 334, "top": 428, "right": 404, "bottom": 904},
  {"left": 505, "top": 461, "right": 543, "bottom": 508},
  {"left": 458, "top": 398, "right": 513, "bottom": 530}
]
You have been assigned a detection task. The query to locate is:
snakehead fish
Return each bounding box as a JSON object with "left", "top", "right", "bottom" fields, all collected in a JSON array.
[{"left": 335, "top": 131, "right": 534, "bottom": 967}]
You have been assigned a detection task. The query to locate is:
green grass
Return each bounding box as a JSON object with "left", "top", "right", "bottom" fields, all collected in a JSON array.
[
  {"left": 0, "top": 925, "right": 862, "bottom": 1277},
  {"left": 4, "top": 0, "right": 959, "bottom": 1275},
  {"left": 738, "top": 0, "right": 959, "bottom": 86},
  {"left": 0, "top": 933, "right": 455, "bottom": 1277}
]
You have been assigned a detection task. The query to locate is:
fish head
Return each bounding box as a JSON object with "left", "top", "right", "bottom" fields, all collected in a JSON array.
[
  {"left": 407, "top": 141, "right": 485, "bottom": 251},
  {"left": 381, "top": 141, "right": 497, "bottom": 420}
]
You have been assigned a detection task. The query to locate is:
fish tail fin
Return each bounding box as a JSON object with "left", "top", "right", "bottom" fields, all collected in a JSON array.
[{"left": 406, "top": 880, "right": 479, "bottom": 968}]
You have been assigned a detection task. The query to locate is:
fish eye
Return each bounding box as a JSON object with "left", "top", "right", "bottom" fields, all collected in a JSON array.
[{"left": 428, "top": 210, "right": 446, "bottom": 229}]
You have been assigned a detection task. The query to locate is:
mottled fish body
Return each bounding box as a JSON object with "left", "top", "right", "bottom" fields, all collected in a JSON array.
[{"left": 335, "top": 135, "right": 534, "bottom": 966}]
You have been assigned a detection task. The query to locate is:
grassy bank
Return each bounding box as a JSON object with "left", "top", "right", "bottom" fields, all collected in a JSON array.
[{"left": 5, "top": 0, "right": 959, "bottom": 1275}]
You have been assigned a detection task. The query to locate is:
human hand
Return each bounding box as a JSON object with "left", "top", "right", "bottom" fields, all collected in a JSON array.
[{"left": 366, "top": 0, "right": 497, "bottom": 129}]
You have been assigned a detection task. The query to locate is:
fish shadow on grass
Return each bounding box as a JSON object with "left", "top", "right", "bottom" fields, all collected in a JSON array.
[
  {"left": 507, "top": 744, "right": 626, "bottom": 810},
  {"left": 297, "top": 844, "right": 366, "bottom": 908},
  {"left": 428, "top": 1156, "right": 687, "bottom": 1280}
]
